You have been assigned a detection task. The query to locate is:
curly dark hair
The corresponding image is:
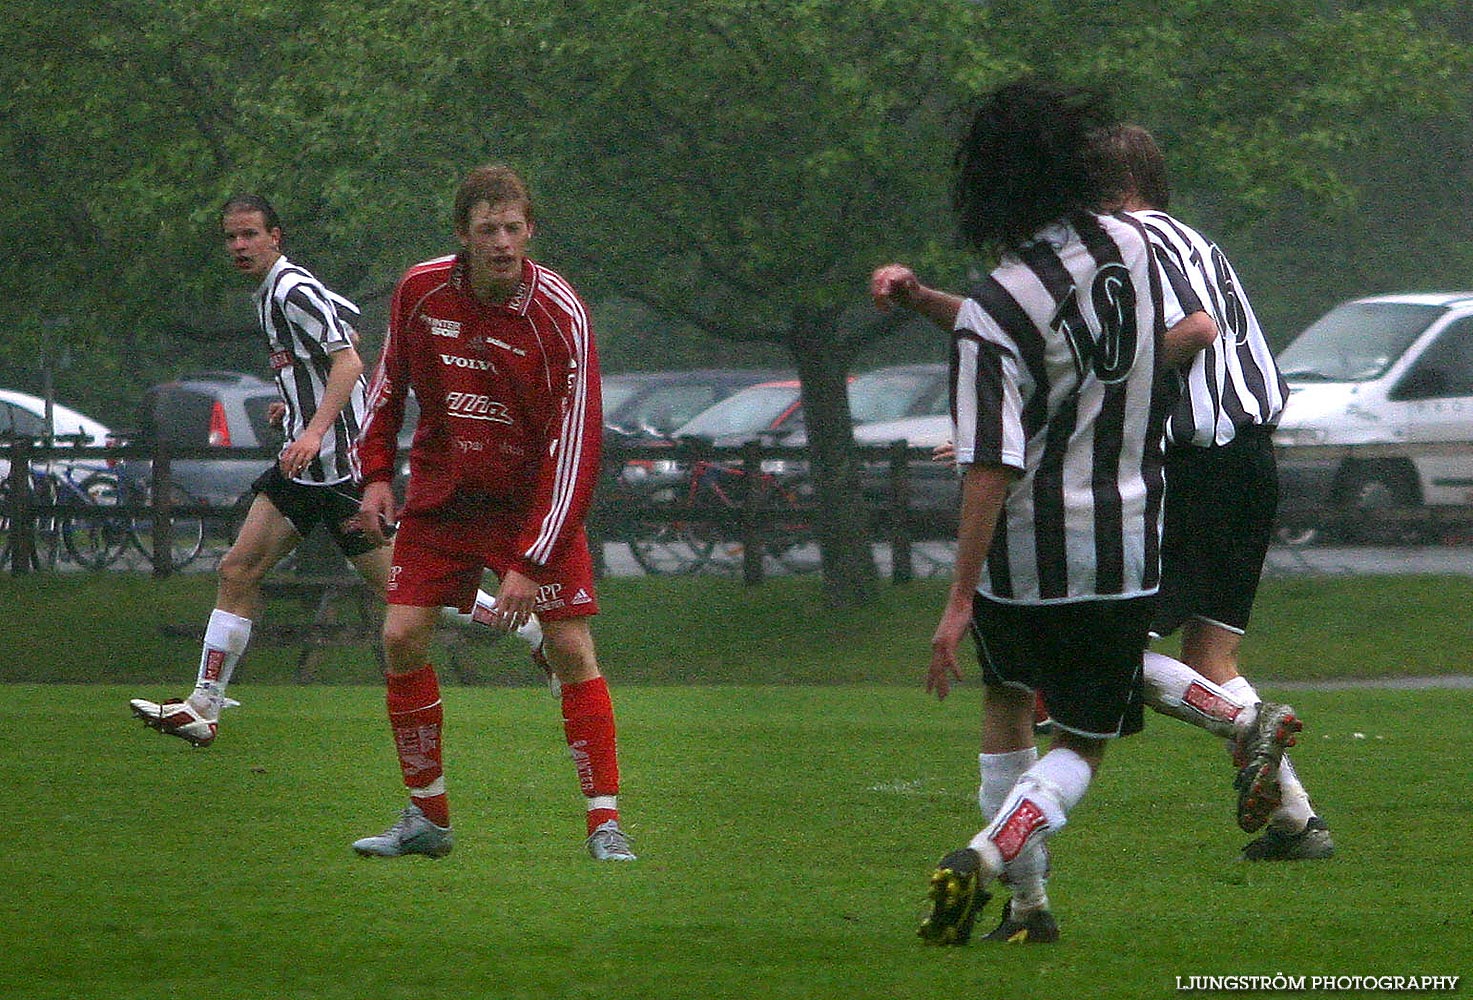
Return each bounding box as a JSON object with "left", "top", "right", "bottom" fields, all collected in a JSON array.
[{"left": 952, "top": 79, "right": 1116, "bottom": 254}]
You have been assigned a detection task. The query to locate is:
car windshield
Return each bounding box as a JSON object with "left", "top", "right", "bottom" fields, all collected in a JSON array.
[
  {"left": 849, "top": 369, "right": 946, "bottom": 423},
  {"left": 1278, "top": 301, "right": 1444, "bottom": 382},
  {"left": 601, "top": 379, "right": 645, "bottom": 416},
  {"left": 675, "top": 384, "right": 799, "bottom": 438}
]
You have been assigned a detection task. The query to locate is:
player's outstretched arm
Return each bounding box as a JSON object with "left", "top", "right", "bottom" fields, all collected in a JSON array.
[{"left": 871, "top": 264, "right": 965, "bottom": 329}]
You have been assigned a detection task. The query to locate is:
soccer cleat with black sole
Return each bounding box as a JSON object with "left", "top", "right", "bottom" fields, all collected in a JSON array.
[
  {"left": 918, "top": 848, "right": 991, "bottom": 946},
  {"left": 1241, "top": 816, "right": 1334, "bottom": 862},
  {"left": 981, "top": 899, "right": 1060, "bottom": 943},
  {"left": 1233, "top": 702, "right": 1302, "bottom": 833}
]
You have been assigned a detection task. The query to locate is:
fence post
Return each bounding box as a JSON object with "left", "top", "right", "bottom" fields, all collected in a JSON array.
[
  {"left": 888, "top": 441, "right": 914, "bottom": 584},
  {"left": 150, "top": 441, "right": 176, "bottom": 578},
  {"left": 741, "top": 440, "right": 765, "bottom": 586},
  {"left": 5, "top": 438, "right": 37, "bottom": 575}
]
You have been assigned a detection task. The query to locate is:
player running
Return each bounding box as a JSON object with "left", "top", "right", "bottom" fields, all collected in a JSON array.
[
  {"left": 129, "top": 195, "right": 539, "bottom": 748},
  {"left": 873, "top": 79, "right": 1213, "bottom": 944}
]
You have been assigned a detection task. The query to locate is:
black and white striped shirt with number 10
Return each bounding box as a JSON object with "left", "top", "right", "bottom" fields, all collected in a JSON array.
[
  {"left": 951, "top": 211, "right": 1198, "bottom": 605},
  {"left": 253, "top": 254, "right": 368, "bottom": 485},
  {"left": 1133, "top": 209, "right": 1287, "bottom": 448}
]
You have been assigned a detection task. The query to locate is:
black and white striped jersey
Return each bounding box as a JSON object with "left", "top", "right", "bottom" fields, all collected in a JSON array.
[
  {"left": 254, "top": 255, "right": 367, "bottom": 484},
  {"left": 952, "top": 212, "right": 1194, "bottom": 604},
  {"left": 1132, "top": 209, "right": 1287, "bottom": 448}
]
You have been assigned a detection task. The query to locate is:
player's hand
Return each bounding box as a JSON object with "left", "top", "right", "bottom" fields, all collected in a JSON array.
[
  {"left": 926, "top": 588, "right": 973, "bottom": 701},
  {"left": 278, "top": 429, "right": 324, "bottom": 478},
  {"left": 870, "top": 264, "right": 920, "bottom": 313},
  {"left": 357, "top": 482, "right": 398, "bottom": 546},
  {"left": 493, "top": 569, "right": 539, "bottom": 632},
  {"left": 266, "top": 401, "right": 287, "bottom": 428},
  {"left": 932, "top": 440, "right": 957, "bottom": 468}
]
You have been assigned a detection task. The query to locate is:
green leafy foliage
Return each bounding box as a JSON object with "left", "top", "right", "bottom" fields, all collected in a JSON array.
[{"left": 5, "top": 0, "right": 1471, "bottom": 595}]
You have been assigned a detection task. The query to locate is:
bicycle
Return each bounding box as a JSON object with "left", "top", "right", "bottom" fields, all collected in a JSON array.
[
  {"left": 1, "top": 432, "right": 207, "bottom": 571},
  {"left": 607, "top": 450, "right": 814, "bottom": 575},
  {"left": 1, "top": 433, "right": 128, "bottom": 571},
  {"left": 113, "top": 471, "right": 208, "bottom": 570}
]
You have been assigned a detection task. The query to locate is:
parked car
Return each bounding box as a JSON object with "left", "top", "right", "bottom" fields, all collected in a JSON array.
[
  {"left": 120, "top": 370, "right": 422, "bottom": 510},
  {"left": 851, "top": 412, "right": 958, "bottom": 521},
  {"left": 117, "top": 371, "right": 284, "bottom": 508},
  {"left": 1272, "top": 292, "right": 1473, "bottom": 543},
  {"left": 603, "top": 368, "right": 792, "bottom": 438},
  {"left": 646, "top": 364, "right": 952, "bottom": 508},
  {"left": 0, "top": 388, "right": 114, "bottom": 480},
  {"left": 670, "top": 363, "right": 949, "bottom": 448}
]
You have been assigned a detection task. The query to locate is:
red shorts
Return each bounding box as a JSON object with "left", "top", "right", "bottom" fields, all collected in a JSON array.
[{"left": 387, "top": 513, "right": 598, "bottom": 620}]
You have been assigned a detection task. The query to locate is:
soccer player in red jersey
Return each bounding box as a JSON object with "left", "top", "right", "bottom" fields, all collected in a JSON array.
[{"left": 351, "top": 165, "right": 633, "bottom": 861}]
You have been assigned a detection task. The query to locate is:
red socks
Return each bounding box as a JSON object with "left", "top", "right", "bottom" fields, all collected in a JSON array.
[
  {"left": 561, "top": 676, "right": 621, "bottom": 833},
  {"left": 386, "top": 664, "right": 449, "bottom": 828},
  {"left": 385, "top": 667, "right": 619, "bottom": 836}
]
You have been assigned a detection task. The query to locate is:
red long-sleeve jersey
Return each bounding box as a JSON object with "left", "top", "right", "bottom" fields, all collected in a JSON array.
[{"left": 355, "top": 254, "right": 602, "bottom": 576}]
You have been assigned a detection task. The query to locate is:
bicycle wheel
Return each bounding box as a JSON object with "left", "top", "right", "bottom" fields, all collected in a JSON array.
[
  {"left": 0, "top": 478, "right": 51, "bottom": 571},
  {"left": 627, "top": 518, "right": 717, "bottom": 574},
  {"left": 764, "top": 477, "right": 819, "bottom": 574},
  {"left": 129, "top": 483, "right": 206, "bottom": 568},
  {"left": 61, "top": 473, "right": 131, "bottom": 569}
]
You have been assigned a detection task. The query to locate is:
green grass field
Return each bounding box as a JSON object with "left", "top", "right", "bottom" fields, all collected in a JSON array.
[{"left": 1, "top": 572, "right": 1471, "bottom": 998}]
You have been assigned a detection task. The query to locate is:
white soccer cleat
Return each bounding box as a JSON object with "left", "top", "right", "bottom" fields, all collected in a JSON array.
[
  {"left": 129, "top": 697, "right": 217, "bottom": 747},
  {"left": 352, "top": 803, "right": 454, "bottom": 859},
  {"left": 586, "top": 819, "right": 637, "bottom": 861}
]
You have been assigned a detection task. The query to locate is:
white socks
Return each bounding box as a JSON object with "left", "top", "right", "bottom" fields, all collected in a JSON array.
[
  {"left": 970, "top": 747, "right": 1092, "bottom": 902},
  {"left": 980, "top": 748, "right": 1049, "bottom": 913},
  {"left": 1143, "top": 651, "right": 1253, "bottom": 739},
  {"left": 190, "top": 609, "right": 251, "bottom": 720}
]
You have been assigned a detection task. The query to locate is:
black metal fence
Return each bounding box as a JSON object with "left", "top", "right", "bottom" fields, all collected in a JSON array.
[
  {"left": 9, "top": 436, "right": 1471, "bottom": 583},
  {"left": 2, "top": 437, "right": 959, "bottom": 582}
]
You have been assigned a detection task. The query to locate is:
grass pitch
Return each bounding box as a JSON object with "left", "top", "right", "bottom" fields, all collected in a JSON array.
[{"left": 2, "top": 682, "right": 1470, "bottom": 999}]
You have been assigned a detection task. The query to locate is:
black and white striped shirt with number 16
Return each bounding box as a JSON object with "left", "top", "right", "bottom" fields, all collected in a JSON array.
[
  {"left": 254, "top": 254, "right": 368, "bottom": 484},
  {"left": 1133, "top": 209, "right": 1287, "bottom": 448},
  {"left": 951, "top": 211, "right": 1200, "bottom": 605}
]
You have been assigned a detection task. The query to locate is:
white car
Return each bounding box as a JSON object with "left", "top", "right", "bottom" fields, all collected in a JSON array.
[
  {"left": 0, "top": 389, "right": 114, "bottom": 481},
  {"left": 853, "top": 413, "right": 953, "bottom": 450},
  {"left": 851, "top": 413, "right": 958, "bottom": 520},
  {"left": 1273, "top": 292, "right": 1473, "bottom": 542}
]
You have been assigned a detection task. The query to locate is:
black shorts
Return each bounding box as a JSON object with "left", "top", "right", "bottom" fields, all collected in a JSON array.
[
  {"left": 972, "top": 595, "right": 1156, "bottom": 739},
  {"left": 1152, "top": 428, "right": 1278, "bottom": 638},
  {"left": 250, "top": 465, "right": 384, "bottom": 558}
]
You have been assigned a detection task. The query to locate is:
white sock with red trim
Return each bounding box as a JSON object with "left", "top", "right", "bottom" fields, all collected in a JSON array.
[
  {"left": 1143, "top": 651, "right": 1254, "bottom": 740},
  {"left": 969, "top": 748, "right": 1091, "bottom": 884},
  {"left": 189, "top": 609, "right": 251, "bottom": 720},
  {"left": 980, "top": 748, "right": 1050, "bottom": 914}
]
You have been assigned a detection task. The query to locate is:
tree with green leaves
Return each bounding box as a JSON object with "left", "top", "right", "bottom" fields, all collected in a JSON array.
[{"left": 5, "top": 0, "right": 1471, "bottom": 607}]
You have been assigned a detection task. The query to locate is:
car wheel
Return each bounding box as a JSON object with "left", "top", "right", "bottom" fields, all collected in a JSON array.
[{"left": 1340, "top": 464, "right": 1425, "bottom": 544}]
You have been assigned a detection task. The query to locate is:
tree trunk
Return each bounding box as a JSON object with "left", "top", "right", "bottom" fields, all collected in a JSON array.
[{"left": 791, "top": 313, "right": 878, "bottom": 607}]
